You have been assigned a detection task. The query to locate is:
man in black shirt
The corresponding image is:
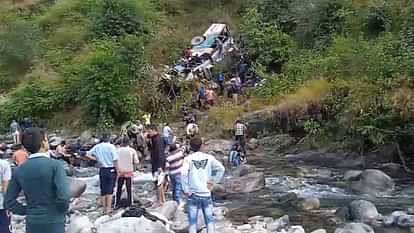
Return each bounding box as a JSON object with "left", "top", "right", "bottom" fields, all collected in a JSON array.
[{"left": 146, "top": 124, "right": 166, "bottom": 206}]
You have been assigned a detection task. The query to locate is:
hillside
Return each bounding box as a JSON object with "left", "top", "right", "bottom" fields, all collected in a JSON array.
[{"left": 0, "top": 0, "right": 245, "bottom": 131}]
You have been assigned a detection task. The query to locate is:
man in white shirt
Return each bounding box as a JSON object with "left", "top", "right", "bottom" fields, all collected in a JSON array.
[
  {"left": 115, "top": 137, "right": 139, "bottom": 208},
  {"left": 181, "top": 136, "right": 225, "bottom": 233}
]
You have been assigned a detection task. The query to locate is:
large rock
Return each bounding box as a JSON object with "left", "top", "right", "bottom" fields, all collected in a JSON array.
[
  {"left": 204, "top": 139, "right": 233, "bottom": 157},
  {"left": 335, "top": 223, "right": 375, "bottom": 233},
  {"left": 73, "top": 167, "right": 99, "bottom": 178},
  {"left": 348, "top": 200, "right": 379, "bottom": 223},
  {"left": 80, "top": 130, "right": 94, "bottom": 144},
  {"left": 154, "top": 201, "right": 177, "bottom": 220},
  {"left": 67, "top": 214, "right": 93, "bottom": 233},
  {"left": 311, "top": 230, "right": 327, "bottom": 233},
  {"left": 222, "top": 172, "right": 265, "bottom": 194},
  {"left": 349, "top": 169, "right": 395, "bottom": 196},
  {"left": 298, "top": 198, "right": 320, "bottom": 211},
  {"left": 396, "top": 214, "right": 414, "bottom": 227},
  {"left": 96, "top": 217, "right": 170, "bottom": 233},
  {"left": 242, "top": 107, "right": 279, "bottom": 136},
  {"left": 68, "top": 177, "right": 87, "bottom": 198},
  {"left": 258, "top": 134, "right": 296, "bottom": 151},
  {"left": 266, "top": 215, "right": 289, "bottom": 232},
  {"left": 286, "top": 151, "right": 364, "bottom": 169}
]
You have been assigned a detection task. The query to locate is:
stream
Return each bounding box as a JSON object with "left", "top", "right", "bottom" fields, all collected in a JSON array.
[{"left": 225, "top": 145, "right": 414, "bottom": 232}]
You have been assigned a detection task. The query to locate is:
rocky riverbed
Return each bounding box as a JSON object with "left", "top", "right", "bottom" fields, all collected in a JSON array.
[{"left": 4, "top": 132, "right": 414, "bottom": 233}]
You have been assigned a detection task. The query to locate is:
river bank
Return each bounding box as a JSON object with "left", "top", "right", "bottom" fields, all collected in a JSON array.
[{"left": 2, "top": 126, "right": 414, "bottom": 233}]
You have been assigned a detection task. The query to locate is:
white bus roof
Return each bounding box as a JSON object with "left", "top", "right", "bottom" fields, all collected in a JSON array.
[{"left": 203, "top": 23, "right": 228, "bottom": 37}]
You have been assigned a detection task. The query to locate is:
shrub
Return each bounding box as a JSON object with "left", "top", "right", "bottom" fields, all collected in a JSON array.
[{"left": 89, "top": 0, "right": 150, "bottom": 39}]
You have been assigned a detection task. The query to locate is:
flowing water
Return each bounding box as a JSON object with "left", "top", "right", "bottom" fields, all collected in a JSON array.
[{"left": 225, "top": 148, "right": 414, "bottom": 232}]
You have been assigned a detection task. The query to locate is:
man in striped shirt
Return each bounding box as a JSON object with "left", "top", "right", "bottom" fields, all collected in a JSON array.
[{"left": 166, "top": 143, "right": 185, "bottom": 204}]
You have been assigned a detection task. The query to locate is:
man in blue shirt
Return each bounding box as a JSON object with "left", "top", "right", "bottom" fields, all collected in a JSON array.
[{"left": 85, "top": 133, "right": 118, "bottom": 215}]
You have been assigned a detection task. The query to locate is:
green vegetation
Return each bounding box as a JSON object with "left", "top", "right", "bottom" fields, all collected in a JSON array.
[
  {"left": 0, "top": 0, "right": 245, "bottom": 131},
  {"left": 241, "top": 0, "right": 414, "bottom": 154}
]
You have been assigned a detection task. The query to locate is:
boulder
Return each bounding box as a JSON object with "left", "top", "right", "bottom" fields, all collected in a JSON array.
[
  {"left": 204, "top": 139, "right": 233, "bottom": 157},
  {"left": 68, "top": 177, "right": 87, "bottom": 198},
  {"left": 380, "top": 163, "right": 406, "bottom": 178},
  {"left": 266, "top": 215, "right": 289, "bottom": 232},
  {"left": 242, "top": 107, "right": 279, "bottom": 136},
  {"left": 67, "top": 214, "right": 93, "bottom": 233},
  {"left": 344, "top": 170, "right": 363, "bottom": 181},
  {"left": 80, "top": 130, "right": 93, "bottom": 144},
  {"left": 258, "top": 134, "right": 296, "bottom": 151},
  {"left": 348, "top": 200, "right": 379, "bottom": 223},
  {"left": 154, "top": 201, "right": 177, "bottom": 220},
  {"left": 349, "top": 169, "right": 395, "bottom": 196},
  {"left": 335, "top": 223, "right": 375, "bottom": 233},
  {"left": 397, "top": 214, "right": 414, "bottom": 227},
  {"left": 311, "top": 230, "right": 327, "bottom": 233},
  {"left": 286, "top": 151, "right": 364, "bottom": 169},
  {"left": 223, "top": 172, "right": 265, "bottom": 194},
  {"left": 73, "top": 167, "right": 99, "bottom": 178},
  {"left": 96, "top": 216, "right": 170, "bottom": 233},
  {"left": 289, "top": 226, "right": 306, "bottom": 233},
  {"left": 298, "top": 198, "right": 320, "bottom": 211}
]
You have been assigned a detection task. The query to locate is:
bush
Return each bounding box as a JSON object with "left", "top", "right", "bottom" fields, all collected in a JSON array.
[
  {"left": 89, "top": 0, "right": 150, "bottom": 39},
  {"left": 0, "top": 78, "right": 65, "bottom": 129}
]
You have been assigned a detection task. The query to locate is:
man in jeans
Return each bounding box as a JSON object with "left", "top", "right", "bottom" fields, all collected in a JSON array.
[
  {"left": 86, "top": 133, "right": 118, "bottom": 215},
  {"left": 181, "top": 136, "right": 225, "bottom": 233},
  {"left": 5, "top": 128, "right": 70, "bottom": 233},
  {"left": 0, "top": 153, "right": 11, "bottom": 233},
  {"left": 166, "top": 144, "right": 185, "bottom": 205}
]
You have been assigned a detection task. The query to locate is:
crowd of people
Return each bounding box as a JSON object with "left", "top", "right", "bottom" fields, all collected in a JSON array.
[{"left": 0, "top": 113, "right": 245, "bottom": 233}]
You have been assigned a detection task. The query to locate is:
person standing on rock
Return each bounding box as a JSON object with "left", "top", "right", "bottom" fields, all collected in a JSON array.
[
  {"left": 233, "top": 120, "right": 248, "bottom": 157},
  {"left": 5, "top": 128, "right": 70, "bottom": 233},
  {"left": 166, "top": 143, "right": 185, "bottom": 205},
  {"left": 0, "top": 151, "right": 12, "bottom": 233},
  {"left": 10, "top": 120, "right": 20, "bottom": 145},
  {"left": 115, "top": 137, "right": 139, "bottom": 209},
  {"left": 186, "top": 120, "right": 199, "bottom": 140},
  {"left": 85, "top": 133, "right": 118, "bottom": 215},
  {"left": 181, "top": 136, "right": 225, "bottom": 233},
  {"left": 146, "top": 124, "right": 167, "bottom": 207},
  {"left": 162, "top": 123, "right": 174, "bottom": 148}
]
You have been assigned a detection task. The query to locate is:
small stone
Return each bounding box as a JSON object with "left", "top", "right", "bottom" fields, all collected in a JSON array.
[{"left": 237, "top": 224, "right": 252, "bottom": 231}]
